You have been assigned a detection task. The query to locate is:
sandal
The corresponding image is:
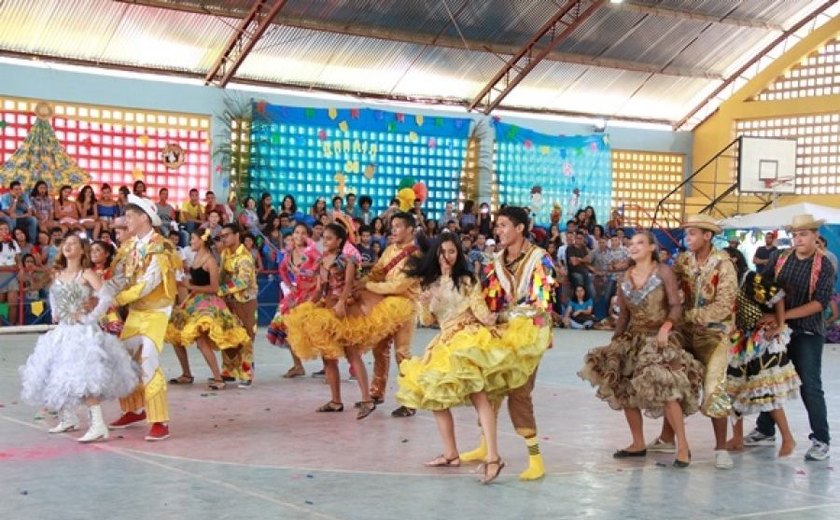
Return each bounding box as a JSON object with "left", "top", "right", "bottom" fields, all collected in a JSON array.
[
  {"left": 208, "top": 380, "right": 226, "bottom": 391},
  {"left": 316, "top": 401, "right": 344, "bottom": 413},
  {"left": 481, "top": 458, "right": 506, "bottom": 484},
  {"left": 424, "top": 454, "right": 461, "bottom": 467},
  {"left": 390, "top": 405, "right": 416, "bottom": 417},
  {"left": 168, "top": 375, "right": 194, "bottom": 385},
  {"left": 282, "top": 366, "right": 305, "bottom": 378},
  {"left": 356, "top": 400, "right": 376, "bottom": 420}
]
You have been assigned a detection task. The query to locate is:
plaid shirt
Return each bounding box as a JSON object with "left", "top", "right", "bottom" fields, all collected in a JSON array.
[{"left": 773, "top": 251, "right": 835, "bottom": 336}]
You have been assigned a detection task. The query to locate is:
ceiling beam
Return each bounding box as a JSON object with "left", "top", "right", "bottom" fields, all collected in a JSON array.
[
  {"left": 204, "top": 0, "right": 288, "bottom": 87},
  {"left": 114, "top": 0, "right": 720, "bottom": 79},
  {"left": 610, "top": 1, "right": 784, "bottom": 31},
  {"left": 469, "top": 0, "right": 605, "bottom": 114}
]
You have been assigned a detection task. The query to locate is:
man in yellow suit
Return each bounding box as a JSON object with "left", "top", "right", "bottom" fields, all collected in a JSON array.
[
  {"left": 364, "top": 211, "right": 420, "bottom": 417},
  {"left": 102, "top": 195, "right": 181, "bottom": 441}
]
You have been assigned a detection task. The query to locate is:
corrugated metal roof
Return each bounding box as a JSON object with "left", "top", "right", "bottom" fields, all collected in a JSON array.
[{"left": 0, "top": 0, "right": 830, "bottom": 125}]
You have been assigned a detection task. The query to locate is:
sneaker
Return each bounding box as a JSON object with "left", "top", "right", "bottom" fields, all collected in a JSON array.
[
  {"left": 646, "top": 437, "right": 676, "bottom": 453},
  {"left": 108, "top": 410, "right": 146, "bottom": 430},
  {"left": 743, "top": 429, "right": 776, "bottom": 446},
  {"left": 311, "top": 369, "right": 326, "bottom": 378},
  {"left": 804, "top": 439, "right": 830, "bottom": 461},
  {"left": 238, "top": 380, "right": 253, "bottom": 389},
  {"left": 714, "top": 449, "right": 734, "bottom": 470},
  {"left": 145, "top": 422, "right": 170, "bottom": 441}
]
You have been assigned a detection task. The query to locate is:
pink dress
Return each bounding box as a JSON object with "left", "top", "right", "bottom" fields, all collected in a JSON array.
[{"left": 266, "top": 242, "right": 321, "bottom": 347}]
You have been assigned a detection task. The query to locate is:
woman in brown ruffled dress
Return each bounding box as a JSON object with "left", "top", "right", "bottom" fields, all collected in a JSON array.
[{"left": 579, "top": 231, "right": 704, "bottom": 467}]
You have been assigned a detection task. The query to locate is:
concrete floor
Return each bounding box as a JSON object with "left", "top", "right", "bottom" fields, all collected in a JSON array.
[{"left": 1, "top": 328, "right": 838, "bottom": 520}]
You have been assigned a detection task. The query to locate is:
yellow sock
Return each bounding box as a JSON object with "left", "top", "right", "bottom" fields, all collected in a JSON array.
[
  {"left": 519, "top": 437, "right": 545, "bottom": 480},
  {"left": 460, "top": 435, "right": 488, "bottom": 462}
]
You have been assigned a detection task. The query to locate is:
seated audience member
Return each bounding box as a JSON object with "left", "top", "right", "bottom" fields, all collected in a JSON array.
[
  {"left": 96, "top": 183, "right": 120, "bottom": 231},
  {"left": 563, "top": 284, "right": 595, "bottom": 330},
  {"left": 1, "top": 180, "right": 38, "bottom": 242},
  {"left": 18, "top": 253, "right": 51, "bottom": 300},
  {"left": 180, "top": 188, "right": 206, "bottom": 234},
  {"left": 205, "top": 191, "right": 228, "bottom": 223},
  {"left": 76, "top": 185, "right": 100, "bottom": 240},
  {"left": 0, "top": 221, "right": 22, "bottom": 326},
  {"left": 30, "top": 181, "right": 54, "bottom": 233}
]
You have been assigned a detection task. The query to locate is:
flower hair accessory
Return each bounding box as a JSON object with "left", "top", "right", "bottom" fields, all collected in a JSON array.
[{"left": 201, "top": 229, "right": 212, "bottom": 242}]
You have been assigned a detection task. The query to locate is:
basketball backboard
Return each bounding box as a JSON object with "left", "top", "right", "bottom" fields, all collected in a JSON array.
[{"left": 737, "top": 136, "right": 797, "bottom": 194}]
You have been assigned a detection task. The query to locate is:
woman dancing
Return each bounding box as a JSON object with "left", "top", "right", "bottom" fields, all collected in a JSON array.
[
  {"left": 579, "top": 231, "right": 704, "bottom": 467},
  {"left": 726, "top": 271, "right": 800, "bottom": 457},
  {"left": 165, "top": 229, "right": 250, "bottom": 390},
  {"left": 266, "top": 223, "right": 320, "bottom": 378},
  {"left": 284, "top": 222, "right": 414, "bottom": 419},
  {"left": 19, "top": 233, "right": 138, "bottom": 442},
  {"left": 396, "top": 234, "right": 548, "bottom": 484}
]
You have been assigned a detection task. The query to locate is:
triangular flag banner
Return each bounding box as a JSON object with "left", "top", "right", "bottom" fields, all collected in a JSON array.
[
  {"left": 0, "top": 302, "right": 8, "bottom": 321},
  {"left": 30, "top": 300, "right": 44, "bottom": 317}
]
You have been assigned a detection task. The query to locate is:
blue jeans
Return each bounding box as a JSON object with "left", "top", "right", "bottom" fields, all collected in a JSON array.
[
  {"left": 756, "top": 332, "right": 830, "bottom": 444},
  {"left": 569, "top": 271, "right": 595, "bottom": 304}
]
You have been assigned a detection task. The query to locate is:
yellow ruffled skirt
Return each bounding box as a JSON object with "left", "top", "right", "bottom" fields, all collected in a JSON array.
[
  {"left": 165, "top": 293, "right": 249, "bottom": 351},
  {"left": 396, "top": 314, "right": 550, "bottom": 411},
  {"left": 284, "top": 293, "right": 416, "bottom": 361}
]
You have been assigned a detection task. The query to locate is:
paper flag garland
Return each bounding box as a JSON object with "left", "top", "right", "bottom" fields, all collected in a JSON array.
[
  {"left": 408, "top": 131, "right": 418, "bottom": 143},
  {"left": 350, "top": 108, "right": 360, "bottom": 119},
  {"left": 328, "top": 108, "right": 338, "bottom": 120},
  {"left": 31, "top": 301, "right": 44, "bottom": 317},
  {"left": 364, "top": 164, "right": 375, "bottom": 179},
  {"left": 338, "top": 121, "right": 349, "bottom": 133},
  {"left": 318, "top": 129, "right": 327, "bottom": 141},
  {"left": 415, "top": 115, "right": 424, "bottom": 126},
  {"left": 132, "top": 167, "right": 144, "bottom": 180}
]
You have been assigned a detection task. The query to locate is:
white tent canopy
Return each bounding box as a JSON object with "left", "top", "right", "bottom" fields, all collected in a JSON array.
[{"left": 718, "top": 202, "right": 840, "bottom": 229}]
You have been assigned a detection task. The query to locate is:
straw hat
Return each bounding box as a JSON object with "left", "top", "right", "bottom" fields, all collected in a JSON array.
[
  {"left": 680, "top": 214, "right": 722, "bottom": 235},
  {"left": 786, "top": 213, "right": 825, "bottom": 231},
  {"left": 127, "top": 194, "right": 162, "bottom": 227}
]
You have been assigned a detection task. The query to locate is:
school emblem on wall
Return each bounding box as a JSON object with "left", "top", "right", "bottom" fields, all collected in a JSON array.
[{"left": 162, "top": 143, "right": 185, "bottom": 169}]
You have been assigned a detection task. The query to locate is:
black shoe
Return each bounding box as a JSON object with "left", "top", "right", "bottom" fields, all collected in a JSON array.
[
  {"left": 673, "top": 451, "right": 692, "bottom": 468},
  {"left": 311, "top": 369, "right": 326, "bottom": 378},
  {"left": 391, "top": 406, "right": 416, "bottom": 418},
  {"left": 613, "top": 449, "right": 647, "bottom": 459},
  {"left": 208, "top": 376, "right": 236, "bottom": 382}
]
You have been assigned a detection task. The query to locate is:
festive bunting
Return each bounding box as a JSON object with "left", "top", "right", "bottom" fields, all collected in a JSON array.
[
  {"left": 338, "top": 121, "right": 349, "bottom": 133},
  {"left": 395, "top": 113, "right": 405, "bottom": 123},
  {"left": 428, "top": 137, "right": 437, "bottom": 149},
  {"left": 328, "top": 108, "right": 338, "bottom": 120},
  {"left": 350, "top": 108, "right": 360, "bottom": 119},
  {"left": 256, "top": 100, "right": 268, "bottom": 114},
  {"left": 30, "top": 301, "right": 44, "bottom": 317},
  {"left": 318, "top": 129, "right": 327, "bottom": 141},
  {"left": 408, "top": 131, "right": 419, "bottom": 143},
  {"left": 415, "top": 114, "right": 424, "bottom": 126},
  {"left": 0, "top": 302, "right": 8, "bottom": 320},
  {"left": 304, "top": 108, "right": 315, "bottom": 119}
]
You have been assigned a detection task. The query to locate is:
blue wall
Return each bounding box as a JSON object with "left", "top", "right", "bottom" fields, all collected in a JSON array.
[{"left": 0, "top": 60, "right": 694, "bottom": 196}]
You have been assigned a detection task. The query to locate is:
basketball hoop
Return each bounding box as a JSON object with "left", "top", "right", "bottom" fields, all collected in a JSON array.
[{"left": 762, "top": 177, "right": 794, "bottom": 190}]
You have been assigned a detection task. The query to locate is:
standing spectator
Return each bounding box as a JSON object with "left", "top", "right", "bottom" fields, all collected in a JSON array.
[
  {"left": 310, "top": 197, "right": 327, "bottom": 219},
  {"left": 218, "top": 223, "right": 258, "bottom": 388},
  {"left": 280, "top": 194, "right": 297, "bottom": 217},
  {"left": 357, "top": 195, "right": 374, "bottom": 225},
  {"left": 0, "top": 221, "right": 21, "bottom": 326},
  {"left": 817, "top": 236, "right": 838, "bottom": 273},
  {"left": 76, "top": 185, "right": 100, "bottom": 240},
  {"left": 547, "top": 224, "right": 563, "bottom": 248},
  {"left": 30, "top": 181, "right": 54, "bottom": 233},
  {"left": 132, "top": 180, "right": 147, "bottom": 197},
  {"left": 344, "top": 193, "right": 358, "bottom": 218},
  {"left": 458, "top": 200, "right": 477, "bottom": 230},
  {"left": 477, "top": 202, "right": 493, "bottom": 237},
  {"left": 583, "top": 206, "right": 598, "bottom": 232},
  {"left": 180, "top": 188, "right": 205, "bottom": 234},
  {"left": 96, "top": 184, "right": 120, "bottom": 233},
  {"left": 355, "top": 225, "right": 376, "bottom": 274},
  {"left": 242, "top": 233, "right": 264, "bottom": 272},
  {"left": 53, "top": 185, "right": 82, "bottom": 233},
  {"left": 331, "top": 195, "right": 343, "bottom": 214},
  {"left": 566, "top": 231, "right": 594, "bottom": 301},
  {"left": 438, "top": 201, "right": 457, "bottom": 230},
  {"left": 155, "top": 188, "right": 177, "bottom": 240},
  {"left": 589, "top": 236, "right": 611, "bottom": 319},
  {"left": 1, "top": 180, "right": 38, "bottom": 242},
  {"left": 753, "top": 231, "right": 778, "bottom": 275},
  {"left": 205, "top": 191, "right": 228, "bottom": 223}
]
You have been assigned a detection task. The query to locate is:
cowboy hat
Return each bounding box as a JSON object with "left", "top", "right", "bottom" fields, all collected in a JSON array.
[
  {"left": 127, "top": 194, "right": 162, "bottom": 227},
  {"left": 786, "top": 213, "right": 825, "bottom": 231},
  {"left": 680, "top": 214, "right": 721, "bottom": 235}
]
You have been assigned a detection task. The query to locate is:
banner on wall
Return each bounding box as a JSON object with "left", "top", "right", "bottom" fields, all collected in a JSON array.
[
  {"left": 494, "top": 122, "right": 612, "bottom": 227},
  {"left": 248, "top": 102, "right": 473, "bottom": 216}
]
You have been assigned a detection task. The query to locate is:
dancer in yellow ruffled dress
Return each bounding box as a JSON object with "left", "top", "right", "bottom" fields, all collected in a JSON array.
[
  {"left": 284, "top": 222, "right": 414, "bottom": 419},
  {"left": 165, "top": 230, "right": 250, "bottom": 390},
  {"left": 396, "top": 234, "right": 547, "bottom": 484}
]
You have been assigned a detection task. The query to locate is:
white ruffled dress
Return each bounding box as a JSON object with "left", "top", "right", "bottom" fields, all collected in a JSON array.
[{"left": 19, "top": 272, "right": 139, "bottom": 411}]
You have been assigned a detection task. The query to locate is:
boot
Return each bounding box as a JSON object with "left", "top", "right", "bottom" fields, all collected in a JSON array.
[
  {"left": 459, "top": 435, "right": 488, "bottom": 463},
  {"left": 48, "top": 407, "right": 79, "bottom": 433},
  {"left": 519, "top": 453, "right": 546, "bottom": 481},
  {"left": 78, "top": 405, "right": 109, "bottom": 443}
]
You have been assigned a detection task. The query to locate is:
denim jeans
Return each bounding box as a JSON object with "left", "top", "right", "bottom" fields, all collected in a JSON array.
[
  {"left": 756, "top": 332, "right": 830, "bottom": 444},
  {"left": 569, "top": 271, "right": 595, "bottom": 305}
]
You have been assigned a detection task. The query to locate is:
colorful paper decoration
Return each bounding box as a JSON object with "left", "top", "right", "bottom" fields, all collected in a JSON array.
[
  {"left": 328, "top": 108, "right": 338, "bottom": 120},
  {"left": 334, "top": 173, "right": 347, "bottom": 196},
  {"left": 413, "top": 181, "right": 428, "bottom": 203},
  {"left": 415, "top": 115, "right": 424, "bottom": 126},
  {"left": 408, "top": 131, "right": 419, "bottom": 142},
  {"left": 132, "top": 167, "right": 144, "bottom": 180},
  {"left": 395, "top": 113, "right": 405, "bottom": 123},
  {"left": 305, "top": 108, "right": 315, "bottom": 119},
  {"left": 318, "top": 129, "right": 327, "bottom": 141},
  {"left": 524, "top": 139, "right": 533, "bottom": 150},
  {"left": 428, "top": 137, "right": 437, "bottom": 149},
  {"left": 338, "top": 121, "right": 349, "bottom": 133},
  {"left": 350, "top": 108, "right": 360, "bottom": 119},
  {"left": 397, "top": 187, "right": 415, "bottom": 211},
  {"left": 434, "top": 117, "right": 444, "bottom": 127},
  {"left": 364, "top": 163, "right": 376, "bottom": 180},
  {"left": 30, "top": 301, "right": 44, "bottom": 317},
  {"left": 256, "top": 100, "right": 268, "bottom": 114},
  {"left": 398, "top": 177, "right": 416, "bottom": 190}
]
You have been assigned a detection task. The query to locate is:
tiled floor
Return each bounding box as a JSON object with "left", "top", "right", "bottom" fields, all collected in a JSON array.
[{"left": 1, "top": 328, "right": 838, "bottom": 520}]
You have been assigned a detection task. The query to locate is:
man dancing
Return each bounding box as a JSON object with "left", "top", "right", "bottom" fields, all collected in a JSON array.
[
  {"left": 102, "top": 195, "right": 181, "bottom": 441},
  {"left": 364, "top": 211, "right": 420, "bottom": 417},
  {"left": 461, "top": 206, "right": 554, "bottom": 480},
  {"left": 648, "top": 214, "right": 738, "bottom": 469}
]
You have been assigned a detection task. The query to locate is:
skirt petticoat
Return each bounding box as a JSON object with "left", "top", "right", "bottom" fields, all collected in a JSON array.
[
  {"left": 20, "top": 323, "right": 139, "bottom": 411},
  {"left": 165, "top": 293, "right": 249, "bottom": 350}
]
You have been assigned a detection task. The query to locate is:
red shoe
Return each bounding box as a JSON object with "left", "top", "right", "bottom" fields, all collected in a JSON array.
[
  {"left": 108, "top": 410, "right": 146, "bottom": 429},
  {"left": 145, "top": 422, "right": 170, "bottom": 441}
]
